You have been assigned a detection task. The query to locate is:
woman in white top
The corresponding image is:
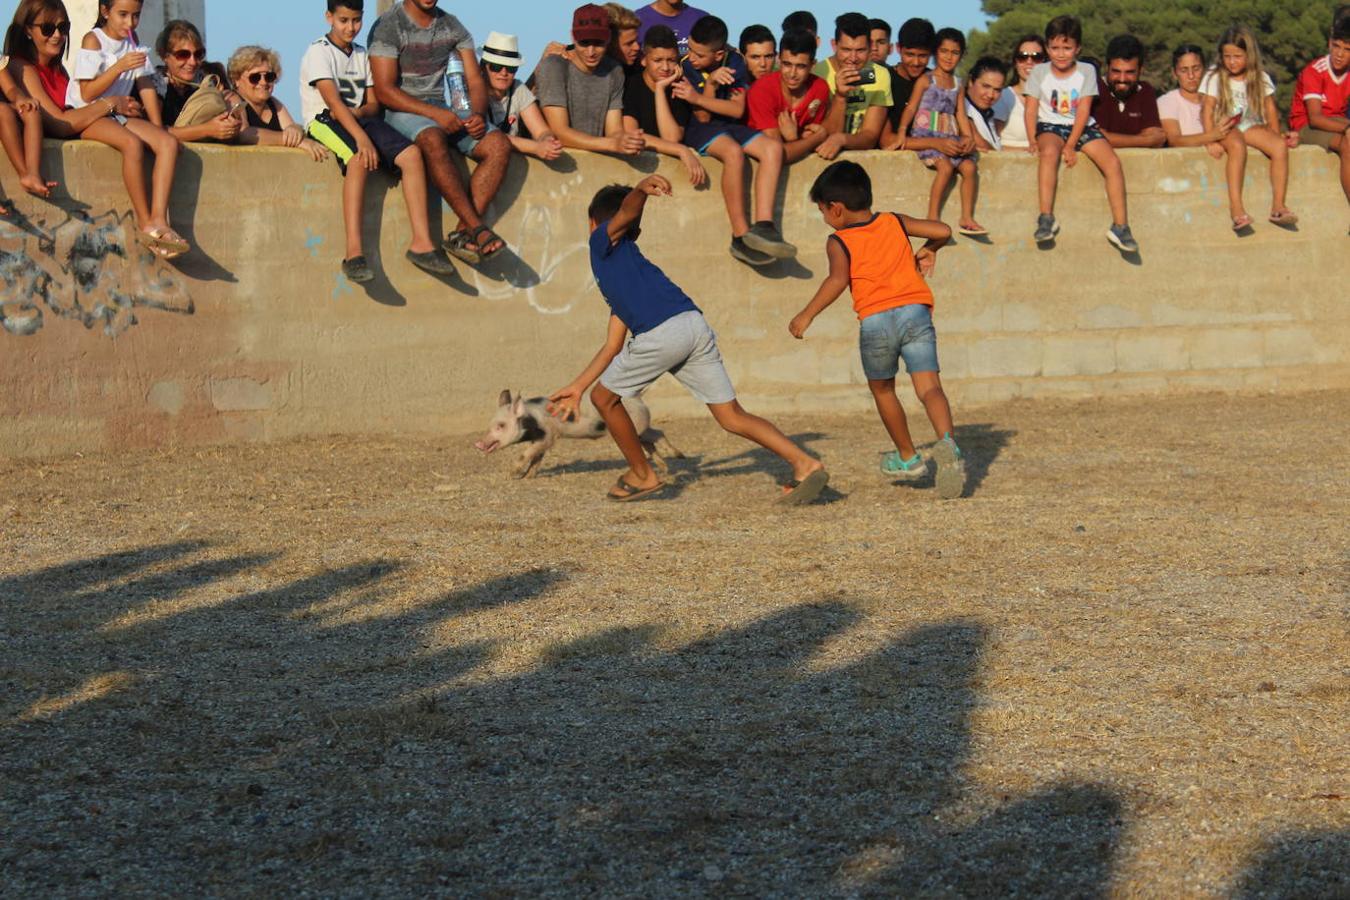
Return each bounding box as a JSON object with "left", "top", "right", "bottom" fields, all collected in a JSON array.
[
  {"left": 69, "top": 0, "right": 187, "bottom": 258},
  {"left": 994, "top": 34, "right": 1044, "bottom": 149},
  {"left": 1157, "top": 43, "right": 1232, "bottom": 148},
  {"left": 1199, "top": 24, "right": 1298, "bottom": 231}
]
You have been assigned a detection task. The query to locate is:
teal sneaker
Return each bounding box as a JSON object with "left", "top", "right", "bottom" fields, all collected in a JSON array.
[
  {"left": 933, "top": 434, "right": 966, "bottom": 500},
  {"left": 881, "top": 450, "right": 927, "bottom": 481}
]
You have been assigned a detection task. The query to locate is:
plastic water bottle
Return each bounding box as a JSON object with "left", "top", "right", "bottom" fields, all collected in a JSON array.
[{"left": 446, "top": 58, "right": 472, "bottom": 119}]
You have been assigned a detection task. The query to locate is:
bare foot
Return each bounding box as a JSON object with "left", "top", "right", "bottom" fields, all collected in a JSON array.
[{"left": 20, "top": 175, "right": 55, "bottom": 198}]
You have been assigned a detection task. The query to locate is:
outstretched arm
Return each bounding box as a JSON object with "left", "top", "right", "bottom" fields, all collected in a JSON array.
[
  {"left": 789, "top": 236, "right": 851, "bottom": 338},
  {"left": 548, "top": 314, "right": 630, "bottom": 420}
]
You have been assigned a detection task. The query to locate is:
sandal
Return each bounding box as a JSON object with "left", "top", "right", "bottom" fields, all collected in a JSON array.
[
  {"left": 1268, "top": 210, "right": 1299, "bottom": 228},
  {"left": 958, "top": 223, "right": 988, "bottom": 237},
  {"left": 444, "top": 224, "right": 506, "bottom": 265},
  {"left": 607, "top": 476, "right": 668, "bottom": 502},
  {"left": 136, "top": 227, "right": 189, "bottom": 259},
  {"left": 443, "top": 229, "right": 481, "bottom": 265},
  {"left": 1231, "top": 214, "right": 1253, "bottom": 233},
  {"left": 776, "top": 468, "right": 829, "bottom": 506}
]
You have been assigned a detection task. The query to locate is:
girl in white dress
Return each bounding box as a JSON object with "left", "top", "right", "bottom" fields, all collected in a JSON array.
[{"left": 69, "top": 0, "right": 187, "bottom": 257}]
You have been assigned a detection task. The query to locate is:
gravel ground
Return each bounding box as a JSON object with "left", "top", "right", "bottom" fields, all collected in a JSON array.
[{"left": 1, "top": 389, "right": 1347, "bottom": 898}]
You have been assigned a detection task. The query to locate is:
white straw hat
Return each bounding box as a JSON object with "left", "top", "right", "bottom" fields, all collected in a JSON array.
[{"left": 482, "top": 32, "right": 522, "bottom": 68}]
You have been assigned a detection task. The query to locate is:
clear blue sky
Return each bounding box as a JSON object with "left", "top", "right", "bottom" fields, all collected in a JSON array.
[{"left": 206, "top": 0, "right": 989, "bottom": 114}]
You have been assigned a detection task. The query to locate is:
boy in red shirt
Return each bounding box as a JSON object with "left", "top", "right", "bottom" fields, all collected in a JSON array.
[
  {"left": 1291, "top": 18, "right": 1350, "bottom": 222},
  {"left": 788, "top": 161, "right": 966, "bottom": 500},
  {"left": 746, "top": 29, "right": 831, "bottom": 162}
]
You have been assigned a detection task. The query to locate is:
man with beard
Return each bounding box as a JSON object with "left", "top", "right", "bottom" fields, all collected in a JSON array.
[{"left": 1092, "top": 34, "right": 1166, "bottom": 148}]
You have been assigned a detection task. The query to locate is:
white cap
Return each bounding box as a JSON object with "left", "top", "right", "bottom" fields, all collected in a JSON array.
[{"left": 481, "top": 32, "right": 522, "bottom": 68}]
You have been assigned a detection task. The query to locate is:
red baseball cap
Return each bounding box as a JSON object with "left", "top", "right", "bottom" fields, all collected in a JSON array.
[{"left": 572, "top": 4, "right": 611, "bottom": 43}]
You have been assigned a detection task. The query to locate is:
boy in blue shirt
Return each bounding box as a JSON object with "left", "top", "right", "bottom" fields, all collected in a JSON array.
[
  {"left": 548, "top": 174, "right": 827, "bottom": 504},
  {"left": 672, "top": 15, "right": 794, "bottom": 267}
]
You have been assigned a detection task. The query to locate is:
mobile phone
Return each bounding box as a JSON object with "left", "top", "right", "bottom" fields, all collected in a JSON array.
[
  {"left": 856, "top": 66, "right": 877, "bottom": 85},
  {"left": 1224, "top": 113, "right": 1241, "bottom": 128}
]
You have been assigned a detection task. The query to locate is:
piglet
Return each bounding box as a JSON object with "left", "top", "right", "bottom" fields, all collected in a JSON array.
[{"left": 475, "top": 389, "right": 684, "bottom": 479}]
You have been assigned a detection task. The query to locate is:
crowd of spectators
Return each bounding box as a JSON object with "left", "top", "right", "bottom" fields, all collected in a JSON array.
[{"left": 0, "top": 0, "right": 1346, "bottom": 278}]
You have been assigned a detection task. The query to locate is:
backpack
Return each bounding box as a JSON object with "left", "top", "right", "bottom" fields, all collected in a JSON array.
[{"left": 173, "top": 73, "right": 228, "bottom": 127}]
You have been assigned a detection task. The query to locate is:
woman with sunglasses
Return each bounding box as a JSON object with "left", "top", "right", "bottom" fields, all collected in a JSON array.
[
  {"left": 6, "top": 0, "right": 188, "bottom": 258},
  {"left": 228, "top": 45, "right": 328, "bottom": 162},
  {"left": 481, "top": 32, "right": 562, "bottom": 161},
  {"left": 995, "top": 34, "right": 1045, "bottom": 149},
  {"left": 153, "top": 19, "right": 238, "bottom": 143}
]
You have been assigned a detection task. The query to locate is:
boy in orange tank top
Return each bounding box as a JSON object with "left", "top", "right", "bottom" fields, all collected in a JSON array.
[{"left": 788, "top": 160, "right": 966, "bottom": 499}]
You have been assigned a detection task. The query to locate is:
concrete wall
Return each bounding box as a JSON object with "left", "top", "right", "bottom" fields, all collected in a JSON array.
[{"left": 0, "top": 141, "right": 1346, "bottom": 456}]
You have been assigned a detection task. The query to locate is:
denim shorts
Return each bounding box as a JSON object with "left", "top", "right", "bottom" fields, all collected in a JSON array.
[
  {"left": 684, "top": 120, "right": 761, "bottom": 155},
  {"left": 600, "top": 311, "right": 736, "bottom": 405},
  {"left": 859, "top": 304, "right": 939, "bottom": 380},
  {"left": 384, "top": 100, "right": 496, "bottom": 155},
  {"left": 1035, "top": 120, "right": 1107, "bottom": 150}
]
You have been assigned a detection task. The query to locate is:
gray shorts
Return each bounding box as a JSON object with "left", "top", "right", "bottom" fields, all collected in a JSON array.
[
  {"left": 1298, "top": 126, "right": 1344, "bottom": 151},
  {"left": 600, "top": 311, "right": 736, "bottom": 405}
]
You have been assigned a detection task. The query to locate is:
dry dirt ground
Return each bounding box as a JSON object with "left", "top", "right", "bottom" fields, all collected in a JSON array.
[{"left": 1, "top": 390, "right": 1346, "bottom": 898}]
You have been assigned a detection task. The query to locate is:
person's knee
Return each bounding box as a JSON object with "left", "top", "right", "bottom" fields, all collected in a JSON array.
[
  {"left": 393, "top": 145, "right": 422, "bottom": 170},
  {"left": 867, "top": 377, "right": 897, "bottom": 396},
  {"left": 914, "top": 375, "right": 945, "bottom": 403},
  {"left": 123, "top": 135, "right": 146, "bottom": 161},
  {"left": 590, "top": 383, "right": 620, "bottom": 411},
  {"left": 416, "top": 130, "right": 451, "bottom": 161},
  {"left": 757, "top": 138, "right": 784, "bottom": 163},
  {"left": 475, "top": 130, "right": 510, "bottom": 160}
]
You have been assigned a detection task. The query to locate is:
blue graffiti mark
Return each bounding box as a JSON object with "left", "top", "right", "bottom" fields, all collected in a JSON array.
[
  {"left": 333, "top": 273, "right": 353, "bottom": 300},
  {"left": 1184, "top": 211, "right": 1193, "bottom": 224},
  {"left": 305, "top": 228, "right": 324, "bottom": 258}
]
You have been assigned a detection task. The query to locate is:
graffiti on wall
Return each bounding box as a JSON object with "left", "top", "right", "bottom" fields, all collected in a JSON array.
[{"left": 0, "top": 209, "right": 193, "bottom": 338}]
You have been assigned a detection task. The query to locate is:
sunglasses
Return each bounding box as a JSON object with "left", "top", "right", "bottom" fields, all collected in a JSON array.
[
  {"left": 1017, "top": 51, "right": 1047, "bottom": 62},
  {"left": 170, "top": 48, "right": 207, "bottom": 61},
  {"left": 35, "top": 21, "right": 71, "bottom": 37},
  {"left": 246, "top": 71, "right": 278, "bottom": 85},
  {"left": 485, "top": 61, "right": 518, "bottom": 74}
]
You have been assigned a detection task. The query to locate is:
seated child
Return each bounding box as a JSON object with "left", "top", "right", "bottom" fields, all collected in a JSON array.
[
  {"left": 300, "top": 0, "right": 456, "bottom": 283},
  {"left": 672, "top": 15, "right": 794, "bottom": 266},
  {"left": 894, "top": 27, "right": 984, "bottom": 235},
  {"left": 1022, "top": 15, "right": 1137, "bottom": 253},
  {"left": 621, "top": 25, "right": 706, "bottom": 187},
  {"left": 1290, "top": 17, "right": 1350, "bottom": 227},
  {"left": 549, "top": 174, "right": 828, "bottom": 505},
  {"left": 789, "top": 160, "right": 966, "bottom": 500},
  {"left": 745, "top": 28, "right": 831, "bottom": 163},
  {"left": 1199, "top": 25, "right": 1299, "bottom": 231}
]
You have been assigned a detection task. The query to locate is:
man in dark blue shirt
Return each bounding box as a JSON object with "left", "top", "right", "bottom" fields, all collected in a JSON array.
[{"left": 547, "top": 175, "right": 828, "bottom": 504}]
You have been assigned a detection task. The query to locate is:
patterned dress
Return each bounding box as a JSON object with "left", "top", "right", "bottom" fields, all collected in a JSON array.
[{"left": 911, "top": 77, "right": 971, "bottom": 165}]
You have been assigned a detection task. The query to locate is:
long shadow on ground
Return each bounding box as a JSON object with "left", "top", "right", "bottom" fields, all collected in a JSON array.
[{"left": 1, "top": 545, "right": 1124, "bottom": 894}]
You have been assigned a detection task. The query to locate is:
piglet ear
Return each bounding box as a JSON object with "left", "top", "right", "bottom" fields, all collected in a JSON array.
[
  {"left": 498, "top": 389, "right": 512, "bottom": 407},
  {"left": 512, "top": 396, "right": 526, "bottom": 417}
]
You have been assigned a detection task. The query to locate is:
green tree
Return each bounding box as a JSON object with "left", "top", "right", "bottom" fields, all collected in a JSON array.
[{"left": 967, "top": 0, "right": 1343, "bottom": 112}]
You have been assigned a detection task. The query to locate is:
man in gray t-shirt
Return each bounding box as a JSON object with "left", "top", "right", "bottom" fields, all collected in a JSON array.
[
  {"left": 370, "top": 0, "right": 512, "bottom": 266},
  {"left": 536, "top": 4, "right": 645, "bottom": 156}
]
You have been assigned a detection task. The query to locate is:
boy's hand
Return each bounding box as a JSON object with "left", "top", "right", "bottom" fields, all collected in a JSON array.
[
  {"left": 915, "top": 246, "right": 938, "bottom": 277},
  {"left": 637, "top": 173, "right": 673, "bottom": 197},
  {"left": 1061, "top": 145, "right": 1078, "bottom": 167},
  {"left": 547, "top": 385, "right": 583, "bottom": 421},
  {"left": 434, "top": 108, "right": 465, "bottom": 135},
  {"left": 679, "top": 147, "right": 707, "bottom": 186},
  {"left": 788, "top": 311, "right": 813, "bottom": 339},
  {"left": 355, "top": 136, "right": 379, "bottom": 171},
  {"left": 777, "top": 109, "right": 799, "bottom": 142},
  {"left": 1205, "top": 141, "right": 1224, "bottom": 159},
  {"left": 656, "top": 69, "right": 682, "bottom": 91},
  {"left": 613, "top": 130, "right": 646, "bottom": 155},
  {"left": 670, "top": 78, "right": 697, "bottom": 104},
  {"left": 1025, "top": 141, "right": 1039, "bottom": 156},
  {"left": 709, "top": 66, "right": 736, "bottom": 86},
  {"left": 815, "top": 132, "right": 846, "bottom": 160},
  {"left": 835, "top": 67, "right": 862, "bottom": 91},
  {"left": 1283, "top": 130, "right": 1299, "bottom": 148}
]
